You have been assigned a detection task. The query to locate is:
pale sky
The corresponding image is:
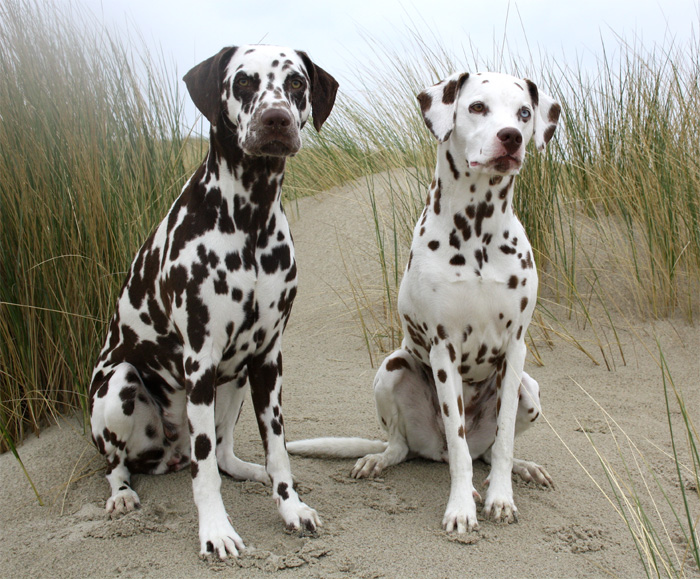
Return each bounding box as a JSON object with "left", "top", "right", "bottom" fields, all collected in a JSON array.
[{"left": 92, "top": 0, "right": 699, "bottom": 125}]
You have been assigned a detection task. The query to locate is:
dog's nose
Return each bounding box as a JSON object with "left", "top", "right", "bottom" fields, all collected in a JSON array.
[
  {"left": 261, "top": 108, "right": 292, "bottom": 130},
  {"left": 497, "top": 128, "right": 523, "bottom": 155}
]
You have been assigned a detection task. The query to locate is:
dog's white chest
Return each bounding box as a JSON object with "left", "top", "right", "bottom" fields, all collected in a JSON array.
[{"left": 398, "top": 206, "right": 537, "bottom": 383}]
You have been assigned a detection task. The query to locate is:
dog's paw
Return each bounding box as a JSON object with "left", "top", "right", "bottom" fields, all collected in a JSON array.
[
  {"left": 106, "top": 488, "right": 140, "bottom": 515},
  {"left": 442, "top": 493, "right": 479, "bottom": 533},
  {"left": 279, "top": 498, "right": 321, "bottom": 534},
  {"left": 512, "top": 459, "right": 554, "bottom": 488},
  {"left": 199, "top": 515, "right": 245, "bottom": 560},
  {"left": 351, "top": 453, "right": 385, "bottom": 479},
  {"left": 483, "top": 492, "right": 518, "bottom": 524}
]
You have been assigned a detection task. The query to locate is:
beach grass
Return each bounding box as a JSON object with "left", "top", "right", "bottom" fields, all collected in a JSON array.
[
  {"left": 289, "top": 30, "right": 700, "bottom": 361},
  {"left": 2, "top": 0, "right": 698, "bottom": 451},
  {"left": 0, "top": 0, "right": 197, "bottom": 452}
]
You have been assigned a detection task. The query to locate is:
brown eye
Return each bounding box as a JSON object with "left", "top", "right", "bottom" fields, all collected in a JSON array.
[
  {"left": 290, "top": 78, "right": 304, "bottom": 90},
  {"left": 469, "top": 102, "right": 485, "bottom": 113},
  {"left": 237, "top": 77, "right": 250, "bottom": 87}
]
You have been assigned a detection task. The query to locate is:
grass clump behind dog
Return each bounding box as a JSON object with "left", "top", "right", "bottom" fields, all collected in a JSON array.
[
  {"left": 0, "top": 0, "right": 197, "bottom": 451},
  {"left": 287, "top": 30, "right": 700, "bottom": 360}
]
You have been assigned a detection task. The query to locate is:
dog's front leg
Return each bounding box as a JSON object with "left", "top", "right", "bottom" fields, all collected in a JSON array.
[
  {"left": 483, "top": 342, "right": 525, "bottom": 523},
  {"left": 249, "top": 344, "right": 321, "bottom": 534},
  {"left": 430, "top": 337, "right": 479, "bottom": 533},
  {"left": 186, "top": 352, "right": 245, "bottom": 559}
]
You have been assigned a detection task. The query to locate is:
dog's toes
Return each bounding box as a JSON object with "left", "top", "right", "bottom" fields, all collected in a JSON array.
[
  {"left": 483, "top": 495, "right": 518, "bottom": 524},
  {"left": 351, "top": 454, "right": 384, "bottom": 479},
  {"left": 280, "top": 499, "right": 321, "bottom": 535},
  {"left": 300, "top": 504, "right": 322, "bottom": 533},
  {"left": 536, "top": 466, "right": 555, "bottom": 488},
  {"left": 106, "top": 488, "right": 141, "bottom": 515},
  {"left": 531, "top": 466, "right": 554, "bottom": 488},
  {"left": 513, "top": 459, "right": 554, "bottom": 488},
  {"left": 442, "top": 496, "right": 479, "bottom": 534},
  {"left": 199, "top": 516, "right": 245, "bottom": 560}
]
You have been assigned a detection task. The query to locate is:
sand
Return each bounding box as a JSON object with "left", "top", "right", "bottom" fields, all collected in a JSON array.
[{"left": 1, "top": 174, "right": 698, "bottom": 578}]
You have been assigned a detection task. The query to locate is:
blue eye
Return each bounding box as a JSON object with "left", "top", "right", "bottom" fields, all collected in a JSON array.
[{"left": 519, "top": 107, "right": 531, "bottom": 121}]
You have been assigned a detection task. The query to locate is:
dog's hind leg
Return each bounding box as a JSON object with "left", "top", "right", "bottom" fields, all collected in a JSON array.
[
  {"left": 515, "top": 371, "right": 543, "bottom": 434},
  {"left": 351, "top": 349, "right": 444, "bottom": 479},
  {"left": 481, "top": 371, "right": 553, "bottom": 487},
  {"left": 91, "top": 363, "right": 164, "bottom": 514},
  {"left": 215, "top": 376, "right": 270, "bottom": 484},
  {"left": 512, "top": 371, "right": 553, "bottom": 486}
]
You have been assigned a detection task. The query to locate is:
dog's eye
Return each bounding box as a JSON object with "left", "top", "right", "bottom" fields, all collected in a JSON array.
[
  {"left": 469, "top": 102, "right": 486, "bottom": 114},
  {"left": 519, "top": 107, "right": 531, "bottom": 121},
  {"left": 290, "top": 78, "right": 304, "bottom": 90},
  {"left": 237, "top": 77, "right": 250, "bottom": 87}
]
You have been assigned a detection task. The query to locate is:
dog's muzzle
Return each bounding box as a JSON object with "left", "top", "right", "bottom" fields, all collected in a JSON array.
[
  {"left": 244, "top": 107, "right": 301, "bottom": 157},
  {"left": 489, "top": 128, "right": 524, "bottom": 173}
]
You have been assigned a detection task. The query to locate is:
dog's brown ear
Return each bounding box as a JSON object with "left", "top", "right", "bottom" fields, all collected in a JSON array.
[
  {"left": 183, "top": 46, "right": 238, "bottom": 125},
  {"left": 296, "top": 51, "right": 339, "bottom": 132},
  {"left": 524, "top": 79, "right": 561, "bottom": 152},
  {"left": 416, "top": 72, "right": 469, "bottom": 142}
]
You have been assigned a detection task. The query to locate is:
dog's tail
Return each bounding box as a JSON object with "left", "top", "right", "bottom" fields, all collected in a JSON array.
[{"left": 286, "top": 437, "right": 387, "bottom": 458}]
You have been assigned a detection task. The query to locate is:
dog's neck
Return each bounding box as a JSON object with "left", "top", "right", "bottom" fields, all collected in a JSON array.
[
  {"left": 429, "top": 141, "right": 517, "bottom": 237},
  {"left": 204, "top": 124, "right": 288, "bottom": 208}
]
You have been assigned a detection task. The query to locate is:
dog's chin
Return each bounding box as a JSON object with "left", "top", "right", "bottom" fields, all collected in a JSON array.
[
  {"left": 244, "top": 139, "right": 300, "bottom": 158},
  {"left": 487, "top": 155, "right": 522, "bottom": 175},
  {"left": 258, "top": 141, "right": 299, "bottom": 157}
]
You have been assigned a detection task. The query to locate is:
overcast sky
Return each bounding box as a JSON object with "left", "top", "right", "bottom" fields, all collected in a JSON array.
[{"left": 93, "top": 0, "right": 699, "bottom": 124}]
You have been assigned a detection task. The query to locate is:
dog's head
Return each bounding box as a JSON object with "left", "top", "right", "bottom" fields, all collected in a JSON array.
[
  {"left": 183, "top": 44, "right": 338, "bottom": 157},
  {"left": 417, "top": 71, "right": 560, "bottom": 175}
]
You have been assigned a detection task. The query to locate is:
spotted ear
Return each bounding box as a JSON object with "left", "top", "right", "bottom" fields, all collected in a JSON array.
[
  {"left": 416, "top": 72, "right": 469, "bottom": 142},
  {"left": 183, "top": 46, "right": 238, "bottom": 126},
  {"left": 296, "top": 51, "right": 339, "bottom": 132},
  {"left": 524, "top": 79, "right": 561, "bottom": 151}
]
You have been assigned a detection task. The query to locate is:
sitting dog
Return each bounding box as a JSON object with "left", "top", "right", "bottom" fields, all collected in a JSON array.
[
  {"left": 288, "top": 71, "right": 559, "bottom": 533},
  {"left": 89, "top": 44, "right": 338, "bottom": 558}
]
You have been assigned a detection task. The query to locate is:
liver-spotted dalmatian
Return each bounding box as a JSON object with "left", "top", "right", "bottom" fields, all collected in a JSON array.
[
  {"left": 288, "top": 71, "right": 560, "bottom": 533},
  {"left": 89, "top": 44, "right": 338, "bottom": 558}
]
